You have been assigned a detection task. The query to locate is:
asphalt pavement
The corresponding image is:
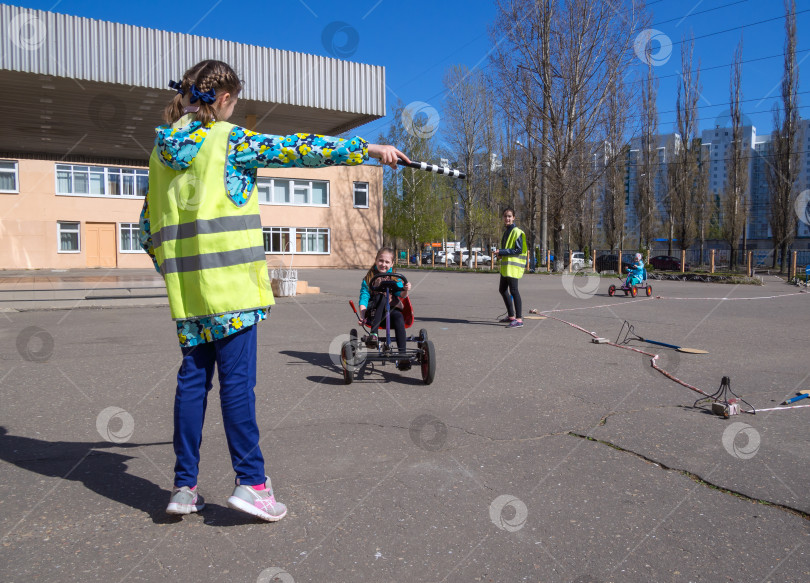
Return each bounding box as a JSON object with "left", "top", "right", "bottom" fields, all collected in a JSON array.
[{"left": 1, "top": 268, "right": 808, "bottom": 583}]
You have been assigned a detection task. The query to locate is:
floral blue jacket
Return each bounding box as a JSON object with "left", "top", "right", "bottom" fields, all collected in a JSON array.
[{"left": 139, "top": 115, "right": 368, "bottom": 347}]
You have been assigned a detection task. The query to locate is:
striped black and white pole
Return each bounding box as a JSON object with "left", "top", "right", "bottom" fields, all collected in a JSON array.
[{"left": 397, "top": 160, "right": 466, "bottom": 179}]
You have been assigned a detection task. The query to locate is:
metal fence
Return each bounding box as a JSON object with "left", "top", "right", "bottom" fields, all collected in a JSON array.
[
  {"left": 592, "top": 248, "right": 810, "bottom": 275},
  {"left": 395, "top": 246, "right": 810, "bottom": 277}
]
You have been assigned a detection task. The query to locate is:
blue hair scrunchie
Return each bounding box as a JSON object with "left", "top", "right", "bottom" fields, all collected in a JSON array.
[
  {"left": 189, "top": 84, "right": 217, "bottom": 104},
  {"left": 168, "top": 80, "right": 184, "bottom": 96}
]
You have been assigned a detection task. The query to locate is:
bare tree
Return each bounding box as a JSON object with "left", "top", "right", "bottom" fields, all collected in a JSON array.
[
  {"left": 637, "top": 60, "right": 658, "bottom": 251},
  {"left": 600, "top": 69, "right": 633, "bottom": 252},
  {"left": 695, "top": 141, "right": 710, "bottom": 265},
  {"left": 490, "top": 0, "right": 548, "bottom": 265},
  {"left": 722, "top": 39, "right": 749, "bottom": 270},
  {"left": 381, "top": 101, "right": 447, "bottom": 254},
  {"left": 571, "top": 135, "right": 598, "bottom": 252},
  {"left": 513, "top": 72, "right": 541, "bottom": 265},
  {"left": 668, "top": 35, "right": 702, "bottom": 254},
  {"left": 443, "top": 65, "right": 500, "bottom": 253},
  {"left": 766, "top": 0, "right": 800, "bottom": 273},
  {"left": 491, "top": 0, "right": 643, "bottom": 269}
]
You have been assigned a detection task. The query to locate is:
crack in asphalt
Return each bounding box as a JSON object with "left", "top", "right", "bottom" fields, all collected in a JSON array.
[{"left": 567, "top": 431, "right": 810, "bottom": 521}]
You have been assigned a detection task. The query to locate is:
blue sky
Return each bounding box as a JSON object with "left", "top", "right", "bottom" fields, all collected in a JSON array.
[{"left": 8, "top": 0, "right": 810, "bottom": 145}]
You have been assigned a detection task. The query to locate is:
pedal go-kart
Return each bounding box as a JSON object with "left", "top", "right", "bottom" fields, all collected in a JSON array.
[
  {"left": 341, "top": 273, "right": 435, "bottom": 385},
  {"left": 608, "top": 268, "right": 653, "bottom": 298}
]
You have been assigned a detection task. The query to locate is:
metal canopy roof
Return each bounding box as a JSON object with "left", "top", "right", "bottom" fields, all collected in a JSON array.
[{"left": 0, "top": 4, "right": 386, "bottom": 165}]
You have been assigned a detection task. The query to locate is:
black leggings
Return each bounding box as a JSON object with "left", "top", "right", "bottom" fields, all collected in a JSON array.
[
  {"left": 366, "top": 294, "right": 407, "bottom": 353},
  {"left": 499, "top": 275, "right": 522, "bottom": 319}
]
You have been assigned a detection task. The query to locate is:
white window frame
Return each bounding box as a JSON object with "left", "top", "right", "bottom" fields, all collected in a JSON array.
[
  {"left": 353, "top": 181, "right": 369, "bottom": 208},
  {"left": 55, "top": 164, "right": 148, "bottom": 199},
  {"left": 262, "top": 227, "right": 294, "bottom": 253},
  {"left": 297, "top": 227, "right": 330, "bottom": 254},
  {"left": 0, "top": 160, "right": 19, "bottom": 193},
  {"left": 118, "top": 222, "right": 144, "bottom": 253},
  {"left": 57, "top": 221, "right": 81, "bottom": 253},
  {"left": 262, "top": 227, "right": 330, "bottom": 255},
  {"left": 256, "top": 177, "right": 329, "bottom": 207}
]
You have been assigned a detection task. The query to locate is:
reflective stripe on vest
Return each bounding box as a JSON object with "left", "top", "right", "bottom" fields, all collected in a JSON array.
[
  {"left": 500, "top": 226, "right": 528, "bottom": 279},
  {"left": 147, "top": 120, "right": 274, "bottom": 319},
  {"left": 152, "top": 215, "right": 263, "bottom": 248},
  {"left": 160, "top": 245, "right": 267, "bottom": 275}
]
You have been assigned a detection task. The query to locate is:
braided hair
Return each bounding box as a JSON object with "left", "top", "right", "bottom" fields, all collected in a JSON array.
[{"left": 164, "top": 60, "right": 243, "bottom": 125}]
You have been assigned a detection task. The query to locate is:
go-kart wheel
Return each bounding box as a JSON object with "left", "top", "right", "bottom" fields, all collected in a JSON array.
[
  {"left": 608, "top": 285, "right": 616, "bottom": 297},
  {"left": 631, "top": 285, "right": 638, "bottom": 297},
  {"left": 419, "top": 328, "right": 428, "bottom": 345},
  {"left": 646, "top": 285, "right": 652, "bottom": 297},
  {"left": 420, "top": 339, "right": 436, "bottom": 385},
  {"left": 340, "top": 342, "right": 354, "bottom": 384}
]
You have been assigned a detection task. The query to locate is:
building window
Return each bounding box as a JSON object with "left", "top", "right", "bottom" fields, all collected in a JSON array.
[
  {"left": 56, "top": 164, "right": 148, "bottom": 198},
  {"left": 262, "top": 227, "right": 293, "bottom": 253},
  {"left": 257, "top": 178, "right": 329, "bottom": 206},
  {"left": 0, "top": 160, "right": 19, "bottom": 193},
  {"left": 297, "top": 228, "right": 330, "bottom": 253},
  {"left": 353, "top": 182, "right": 369, "bottom": 208},
  {"left": 58, "top": 222, "right": 80, "bottom": 253},
  {"left": 262, "top": 227, "right": 329, "bottom": 254},
  {"left": 119, "top": 223, "right": 142, "bottom": 252}
]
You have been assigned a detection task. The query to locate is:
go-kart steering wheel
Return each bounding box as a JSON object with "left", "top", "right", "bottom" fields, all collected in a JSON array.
[{"left": 369, "top": 272, "right": 408, "bottom": 293}]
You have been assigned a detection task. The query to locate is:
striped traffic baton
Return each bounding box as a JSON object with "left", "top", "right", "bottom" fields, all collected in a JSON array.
[{"left": 397, "top": 159, "right": 466, "bottom": 179}]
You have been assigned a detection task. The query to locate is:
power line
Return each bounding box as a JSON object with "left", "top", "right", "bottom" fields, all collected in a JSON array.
[
  {"left": 360, "top": 7, "right": 809, "bottom": 141},
  {"left": 506, "top": 145, "right": 810, "bottom": 173},
  {"left": 657, "top": 103, "right": 810, "bottom": 128},
  {"left": 618, "top": 147, "right": 810, "bottom": 169},
  {"left": 643, "top": 48, "right": 810, "bottom": 84},
  {"left": 617, "top": 90, "right": 810, "bottom": 121},
  {"left": 650, "top": 0, "right": 750, "bottom": 28},
  {"left": 667, "top": 8, "right": 810, "bottom": 48}
]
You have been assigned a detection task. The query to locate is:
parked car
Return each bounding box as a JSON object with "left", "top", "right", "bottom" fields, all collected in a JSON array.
[
  {"left": 453, "top": 250, "right": 492, "bottom": 266},
  {"left": 420, "top": 250, "right": 456, "bottom": 265},
  {"left": 595, "top": 253, "right": 634, "bottom": 273},
  {"left": 649, "top": 255, "right": 690, "bottom": 271},
  {"left": 569, "top": 251, "right": 593, "bottom": 270},
  {"left": 410, "top": 250, "right": 442, "bottom": 265}
]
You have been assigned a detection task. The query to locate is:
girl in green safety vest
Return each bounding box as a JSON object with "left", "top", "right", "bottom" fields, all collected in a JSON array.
[
  {"left": 139, "top": 59, "right": 410, "bottom": 522},
  {"left": 493, "top": 207, "right": 528, "bottom": 328}
]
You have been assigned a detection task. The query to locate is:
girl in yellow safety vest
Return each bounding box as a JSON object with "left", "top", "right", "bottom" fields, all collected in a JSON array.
[
  {"left": 140, "top": 59, "right": 410, "bottom": 522},
  {"left": 493, "top": 207, "right": 528, "bottom": 328}
]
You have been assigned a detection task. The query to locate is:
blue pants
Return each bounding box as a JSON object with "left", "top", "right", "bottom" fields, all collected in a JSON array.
[{"left": 173, "top": 324, "right": 265, "bottom": 488}]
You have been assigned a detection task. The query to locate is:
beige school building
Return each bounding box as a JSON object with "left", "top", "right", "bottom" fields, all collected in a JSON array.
[{"left": 0, "top": 4, "right": 386, "bottom": 270}]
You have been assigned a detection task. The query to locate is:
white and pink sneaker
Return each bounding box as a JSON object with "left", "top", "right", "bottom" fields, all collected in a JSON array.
[
  {"left": 227, "top": 476, "right": 287, "bottom": 522},
  {"left": 166, "top": 485, "right": 205, "bottom": 515}
]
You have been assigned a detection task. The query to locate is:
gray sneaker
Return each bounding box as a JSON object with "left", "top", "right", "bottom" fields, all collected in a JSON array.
[
  {"left": 166, "top": 485, "right": 205, "bottom": 515},
  {"left": 227, "top": 476, "right": 287, "bottom": 522}
]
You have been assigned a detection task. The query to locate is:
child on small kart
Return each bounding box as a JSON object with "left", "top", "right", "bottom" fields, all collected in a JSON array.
[
  {"left": 358, "top": 247, "right": 412, "bottom": 368},
  {"left": 625, "top": 252, "right": 645, "bottom": 287}
]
